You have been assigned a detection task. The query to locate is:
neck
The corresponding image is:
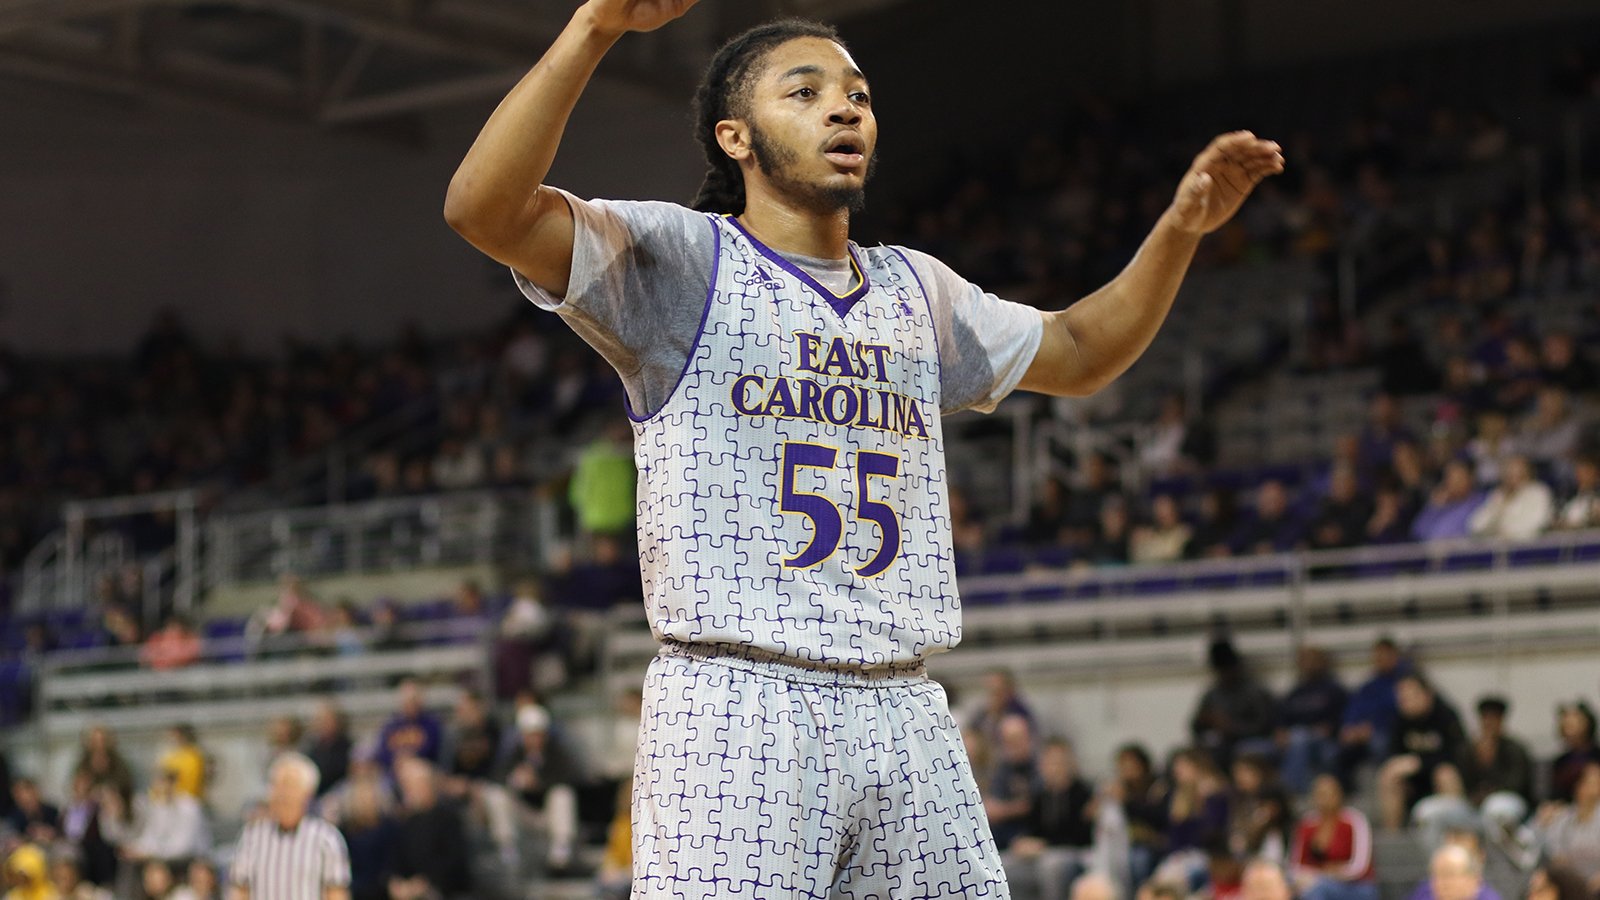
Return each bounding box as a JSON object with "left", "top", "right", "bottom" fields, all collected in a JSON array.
[{"left": 738, "top": 187, "right": 851, "bottom": 259}]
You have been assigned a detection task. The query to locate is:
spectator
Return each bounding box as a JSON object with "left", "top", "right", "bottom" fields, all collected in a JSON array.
[
  {"left": 253, "top": 575, "right": 330, "bottom": 653},
  {"left": 1519, "top": 387, "right": 1582, "bottom": 476},
  {"left": 303, "top": 701, "right": 352, "bottom": 799},
  {"left": 1110, "top": 744, "right": 1166, "bottom": 890},
  {"left": 984, "top": 714, "right": 1039, "bottom": 852},
  {"left": 7, "top": 779, "right": 60, "bottom": 845},
  {"left": 375, "top": 680, "right": 442, "bottom": 773},
  {"left": 1070, "top": 872, "right": 1120, "bottom": 900},
  {"left": 1462, "top": 696, "right": 1534, "bottom": 833},
  {"left": 567, "top": 422, "right": 636, "bottom": 536},
  {"left": 388, "top": 758, "right": 470, "bottom": 900},
  {"left": 4, "top": 844, "right": 53, "bottom": 900},
  {"left": 139, "top": 617, "right": 202, "bottom": 671},
  {"left": 228, "top": 753, "right": 349, "bottom": 900},
  {"left": 1411, "top": 461, "right": 1485, "bottom": 542},
  {"left": 1410, "top": 764, "right": 1478, "bottom": 850},
  {"left": 1138, "top": 395, "right": 1192, "bottom": 477},
  {"left": 495, "top": 579, "right": 556, "bottom": 700},
  {"left": 1243, "top": 859, "right": 1294, "bottom": 900},
  {"left": 49, "top": 854, "right": 111, "bottom": 900},
  {"left": 502, "top": 704, "right": 582, "bottom": 872},
  {"left": 1359, "top": 394, "right": 1416, "bottom": 475},
  {"left": 1467, "top": 412, "right": 1517, "bottom": 487},
  {"left": 1000, "top": 738, "right": 1096, "bottom": 900},
  {"left": 169, "top": 860, "right": 217, "bottom": 900},
  {"left": 1229, "top": 481, "right": 1304, "bottom": 556},
  {"left": 1188, "top": 489, "right": 1240, "bottom": 559},
  {"left": 1190, "top": 638, "right": 1278, "bottom": 766},
  {"left": 156, "top": 726, "right": 207, "bottom": 802},
  {"left": 1082, "top": 498, "right": 1132, "bottom": 567},
  {"left": 98, "top": 605, "right": 143, "bottom": 653},
  {"left": 73, "top": 727, "right": 133, "bottom": 805},
  {"left": 338, "top": 776, "right": 397, "bottom": 900},
  {"left": 970, "top": 668, "right": 1035, "bottom": 752},
  {"left": 441, "top": 690, "right": 501, "bottom": 782},
  {"left": 59, "top": 772, "right": 117, "bottom": 888},
  {"left": 1539, "top": 332, "right": 1597, "bottom": 394},
  {"left": 1379, "top": 675, "right": 1469, "bottom": 830},
  {"left": 1469, "top": 455, "right": 1554, "bottom": 540},
  {"left": 1130, "top": 494, "right": 1192, "bottom": 564},
  {"left": 1555, "top": 456, "right": 1600, "bottom": 530},
  {"left": 1155, "top": 750, "right": 1229, "bottom": 888},
  {"left": 263, "top": 716, "right": 305, "bottom": 771},
  {"left": 1550, "top": 702, "right": 1600, "bottom": 804},
  {"left": 1534, "top": 761, "right": 1600, "bottom": 891},
  {"left": 1331, "top": 634, "right": 1408, "bottom": 781},
  {"left": 1278, "top": 646, "right": 1348, "bottom": 794},
  {"left": 1308, "top": 464, "right": 1373, "bottom": 550},
  {"left": 1523, "top": 865, "right": 1593, "bottom": 900},
  {"left": 430, "top": 438, "right": 485, "bottom": 491},
  {"left": 108, "top": 769, "right": 209, "bottom": 870},
  {"left": 1228, "top": 755, "right": 1291, "bottom": 861},
  {"left": 1290, "top": 775, "right": 1376, "bottom": 900},
  {"left": 1409, "top": 844, "right": 1502, "bottom": 900},
  {"left": 138, "top": 860, "right": 176, "bottom": 900}
]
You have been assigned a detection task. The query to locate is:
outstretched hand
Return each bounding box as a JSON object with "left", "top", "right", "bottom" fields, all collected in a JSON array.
[
  {"left": 583, "top": 0, "right": 700, "bottom": 36},
  {"left": 1167, "top": 131, "right": 1284, "bottom": 236}
]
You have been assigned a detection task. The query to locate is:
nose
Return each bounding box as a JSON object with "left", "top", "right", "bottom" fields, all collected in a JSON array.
[{"left": 827, "top": 95, "right": 862, "bottom": 127}]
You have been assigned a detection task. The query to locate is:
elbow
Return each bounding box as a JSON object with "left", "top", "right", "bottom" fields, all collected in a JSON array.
[{"left": 443, "top": 177, "right": 486, "bottom": 240}]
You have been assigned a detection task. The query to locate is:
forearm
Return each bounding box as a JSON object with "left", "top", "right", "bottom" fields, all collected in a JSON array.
[
  {"left": 444, "top": 4, "right": 621, "bottom": 230},
  {"left": 1031, "top": 210, "right": 1201, "bottom": 396}
]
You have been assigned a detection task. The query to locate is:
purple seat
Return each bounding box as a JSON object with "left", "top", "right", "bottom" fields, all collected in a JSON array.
[{"left": 1508, "top": 546, "right": 1561, "bottom": 567}]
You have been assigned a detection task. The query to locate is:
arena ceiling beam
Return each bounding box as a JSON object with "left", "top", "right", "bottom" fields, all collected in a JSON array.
[{"left": 0, "top": 0, "right": 913, "bottom": 128}]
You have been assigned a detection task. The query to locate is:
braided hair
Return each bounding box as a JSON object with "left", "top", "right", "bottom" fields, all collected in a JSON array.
[{"left": 690, "top": 19, "right": 844, "bottom": 215}]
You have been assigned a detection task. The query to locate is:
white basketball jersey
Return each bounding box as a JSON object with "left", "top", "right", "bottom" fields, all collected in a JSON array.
[{"left": 631, "top": 214, "right": 960, "bottom": 668}]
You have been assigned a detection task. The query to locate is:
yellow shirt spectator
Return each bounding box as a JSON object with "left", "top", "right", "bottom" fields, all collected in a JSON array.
[{"left": 160, "top": 745, "right": 207, "bottom": 799}]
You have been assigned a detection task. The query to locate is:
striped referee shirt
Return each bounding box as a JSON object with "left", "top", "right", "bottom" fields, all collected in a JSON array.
[{"left": 230, "top": 814, "right": 351, "bottom": 899}]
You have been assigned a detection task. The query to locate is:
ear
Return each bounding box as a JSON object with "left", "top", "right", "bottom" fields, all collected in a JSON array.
[{"left": 715, "top": 118, "right": 753, "bottom": 163}]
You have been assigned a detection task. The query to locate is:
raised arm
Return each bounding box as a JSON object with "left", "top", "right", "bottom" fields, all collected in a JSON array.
[
  {"left": 443, "top": 0, "right": 700, "bottom": 296},
  {"left": 1018, "top": 131, "right": 1284, "bottom": 397}
]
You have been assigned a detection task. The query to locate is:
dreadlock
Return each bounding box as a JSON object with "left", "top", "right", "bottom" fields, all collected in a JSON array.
[{"left": 690, "top": 19, "right": 845, "bottom": 215}]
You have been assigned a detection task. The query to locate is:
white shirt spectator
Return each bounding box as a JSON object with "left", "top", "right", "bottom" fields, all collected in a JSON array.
[
  {"left": 1469, "top": 457, "right": 1553, "bottom": 541},
  {"left": 121, "top": 790, "right": 210, "bottom": 862}
]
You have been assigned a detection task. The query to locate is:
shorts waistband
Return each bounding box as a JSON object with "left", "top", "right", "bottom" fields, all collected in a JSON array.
[{"left": 658, "top": 640, "right": 928, "bottom": 688}]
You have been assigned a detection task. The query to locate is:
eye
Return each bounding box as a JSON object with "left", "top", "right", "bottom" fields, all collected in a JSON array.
[
  {"left": 850, "top": 91, "right": 871, "bottom": 105},
  {"left": 793, "top": 87, "right": 815, "bottom": 99}
]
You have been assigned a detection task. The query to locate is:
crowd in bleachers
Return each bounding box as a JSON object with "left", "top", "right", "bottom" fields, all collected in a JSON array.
[
  {"left": 955, "top": 637, "right": 1600, "bottom": 900},
  {"left": 4, "top": 634, "right": 1599, "bottom": 899}
]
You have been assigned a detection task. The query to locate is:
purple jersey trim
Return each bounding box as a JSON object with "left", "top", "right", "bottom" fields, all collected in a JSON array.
[
  {"left": 724, "top": 215, "right": 872, "bottom": 318},
  {"left": 623, "top": 213, "right": 722, "bottom": 423},
  {"left": 886, "top": 246, "right": 943, "bottom": 382}
]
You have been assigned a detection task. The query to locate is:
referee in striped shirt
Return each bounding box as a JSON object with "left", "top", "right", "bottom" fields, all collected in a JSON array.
[{"left": 228, "top": 752, "right": 351, "bottom": 900}]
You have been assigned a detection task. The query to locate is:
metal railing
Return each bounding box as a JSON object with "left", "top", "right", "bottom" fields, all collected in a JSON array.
[
  {"left": 597, "top": 528, "right": 1600, "bottom": 688},
  {"left": 33, "top": 619, "right": 494, "bottom": 736},
  {"left": 21, "top": 488, "right": 552, "bottom": 619}
]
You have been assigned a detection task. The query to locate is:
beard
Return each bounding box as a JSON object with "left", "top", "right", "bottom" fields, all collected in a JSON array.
[{"left": 749, "top": 120, "right": 877, "bottom": 215}]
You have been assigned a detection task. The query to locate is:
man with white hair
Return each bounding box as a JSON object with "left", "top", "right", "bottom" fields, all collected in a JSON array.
[
  {"left": 1242, "top": 858, "right": 1294, "bottom": 900},
  {"left": 228, "top": 752, "right": 351, "bottom": 900},
  {"left": 1409, "top": 844, "right": 1503, "bottom": 900}
]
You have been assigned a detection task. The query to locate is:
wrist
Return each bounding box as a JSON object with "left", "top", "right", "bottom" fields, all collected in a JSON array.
[
  {"left": 574, "top": 3, "right": 628, "bottom": 43},
  {"left": 1158, "top": 206, "right": 1208, "bottom": 240}
]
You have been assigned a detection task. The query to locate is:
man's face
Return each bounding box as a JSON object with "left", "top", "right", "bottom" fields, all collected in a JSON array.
[
  {"left": 735, "top": 37, "right": 879, "bottom": 214},
  {"left": 1430, "top": 853, "right": 1481, "bottom": 900},
  {"left": 267, "top": 766, "right": 310, "bottom": 827}
]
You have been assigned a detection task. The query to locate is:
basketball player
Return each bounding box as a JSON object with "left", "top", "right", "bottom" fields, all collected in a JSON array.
[{"left": 446, "top": 2, "right": 1283, "bottom": 896}]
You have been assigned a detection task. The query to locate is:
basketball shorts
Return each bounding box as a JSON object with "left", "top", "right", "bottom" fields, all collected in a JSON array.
[{"left": 631, "top": 641, "right": 1010, "bottom": 899}]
